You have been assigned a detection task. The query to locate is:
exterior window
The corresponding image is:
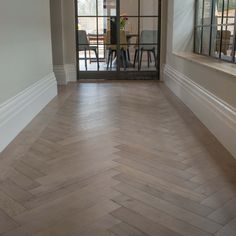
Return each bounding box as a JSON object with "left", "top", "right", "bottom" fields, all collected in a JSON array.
[{"left": 194, "top": 0, "right": 236, "bottom": 63}]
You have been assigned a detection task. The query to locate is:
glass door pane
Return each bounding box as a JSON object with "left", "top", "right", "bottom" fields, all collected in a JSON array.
[
  {"left": 77, "top": 0, "right": 96, "bottom": 16},
  {"left": 140, "top": 0, "right": 158, "bottom": 15},
  {"left": 120, "top": 0, "right": 159, "bottom": 72},
  {"left": 77, "top": 0, "right": 118, "bottom": 72},
  {"left": 76, "top": 0, "right": 161, "bottom": 78}
]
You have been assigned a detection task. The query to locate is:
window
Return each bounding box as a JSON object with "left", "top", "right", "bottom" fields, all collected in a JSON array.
[{"left": 194, "top": 0, "right": 236, "bottom": 63}]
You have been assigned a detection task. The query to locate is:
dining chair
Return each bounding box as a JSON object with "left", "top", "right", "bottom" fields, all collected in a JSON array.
[
  {"left": 77, "top": 30, "right": 100, "bottom": 70},
  {"left": 133, "top": 30, "right": 158, "bottom": 69},
  {"left": 105, "top": 30, "right": 128, "bottom": 70}
]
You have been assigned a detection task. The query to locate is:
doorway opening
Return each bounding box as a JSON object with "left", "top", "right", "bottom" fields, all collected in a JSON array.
[{"left": 75, "top": 0, "right": 161, "bottom": 80}]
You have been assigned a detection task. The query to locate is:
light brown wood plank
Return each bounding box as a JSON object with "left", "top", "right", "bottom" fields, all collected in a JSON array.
[
  {"left": 111, "top": 206, "right": 182, "bottom": 236},
  {"left": 32, "top": 200, "right": 120, "bottom": 236},
  {"left": 0, "top": 179, "right": 33, "bottom": 204},
  {"left": 0, "top": 82, "right": 235, "bottom": 235},
  {"left": 112, "top": 194, "right": 212, "bottom": 236},
  {"left": 0, "top": 190, "right": 26, "bottom": 217},
  {"left": 109, "top": 222, "right": 148, "bottom": 236},
  {"left": 0, "top": 210, "right": 19, "bottom": 234},
  {"left": 113, "top": 173, "right": 214, "bottom": 217},
  {"left": 215, "top": 218, "right": 236, "bottom": 236},
  {"left": 114, "top": 165, "right": 206, "bottom": 202},
  {"left": 112, "top": 183, "right": 221, "bottom": 234},
  {"left": 208, "top": 197, "right": 236, "bottom": 225}
]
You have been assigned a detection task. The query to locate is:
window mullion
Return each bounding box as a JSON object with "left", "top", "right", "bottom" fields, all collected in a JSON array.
[
  {"left": 232, "top": 1, "right": 236, "bottom": 63},
  {"left": 201, "top": 0, "right": 205, "bottom": 54},
  {"left": 219, "top": 0, "right": 225, "bottom": 59},
  {"left": 209, "top": 0, "right": 215, "bottom": 56},
  {"left": 194, "top": 0, "right": 236, "bottom": 63}
]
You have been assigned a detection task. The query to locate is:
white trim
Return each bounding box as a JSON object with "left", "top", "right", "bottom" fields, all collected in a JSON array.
[
  {"left": 164, "top": 64, "right": 236, "bottom": 159},
  {"left": 160, "top": 63, "right": 166, "bottom": 81},
  {"left": 53, "top": 64, "right": 77, "bottom": 84},
  {"left": 53, "top": 65, "right": 67, "bottom": 85},
  {"left": 65, "top": 64, "right": 77, "bottom": 82},
  {"left": 0, "top": 73, "right": 57, "bottom": 153}
]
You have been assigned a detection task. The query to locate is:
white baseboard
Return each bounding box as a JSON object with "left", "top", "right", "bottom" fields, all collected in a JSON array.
[
  {"left": 164, "top": 64, "right": 236, "bottom": 159},
  {"left": 65, "top": 64, "right": 77, "bottom": 82},
  {"left": 0, "top": 73, "right": 57, "bottom": 153},
  {"left": 53, "top": 64, "right": 77, "bottom": 84},
  {"left": 53, "top": 65, "right": 67, "bottom": 85}
]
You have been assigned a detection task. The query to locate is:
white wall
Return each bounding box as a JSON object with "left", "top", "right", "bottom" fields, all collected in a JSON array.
[
  {"left": 172, "top": 0, "right": 194, "bottom": 52},
  {"left": 0, "top": 0, "right": 54, "bottom": 104},
  {"left": 50, "top": 0, "right": 76, "bottom": 84},
  {"left": 50, "top": 0, "right": 64, "bottom": 66},
  {"left": 0, "top": 0, "right": 57, "bottom": 152},
  {"left": 164, "top": 0, "right": 236, "bottom": 158},
  {"left": 62, "top": 0, "right": 76, "bottom": 65}
]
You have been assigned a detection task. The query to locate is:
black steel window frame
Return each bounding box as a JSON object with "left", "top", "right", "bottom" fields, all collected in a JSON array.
[
  {"left": 75, "top": 0, "right": 162, "bottom": 79},
  {"left": 194, "top": 0, "right": 236, "bottom": 63}
]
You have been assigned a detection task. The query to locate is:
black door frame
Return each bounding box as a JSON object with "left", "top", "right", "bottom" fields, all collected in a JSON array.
[{"left": 74, "top": 0, "right": 162, "bottom": 80}]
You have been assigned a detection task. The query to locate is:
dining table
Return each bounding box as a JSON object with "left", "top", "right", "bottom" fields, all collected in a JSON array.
[{"left": 86, "top": 31, "right": 138, "bottom": 68}]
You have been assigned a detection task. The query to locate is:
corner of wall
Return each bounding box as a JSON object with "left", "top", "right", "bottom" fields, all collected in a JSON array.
[
  {"left": 53, "top": 64, "right": 76, "bottom": 85},
  {"left": 65, "top": 63, "right": 77, "bottom": 82},
  {"left": 53, "top": 65, "right": 67, "bottom": 85}
]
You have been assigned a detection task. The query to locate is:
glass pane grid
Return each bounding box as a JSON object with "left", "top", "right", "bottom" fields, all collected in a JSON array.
[
  {"left": 76, "top": 0, "right": 160, "bottom": 73},
  {"left": 194, "top": 0, "right": 236, "bottom": 63}
]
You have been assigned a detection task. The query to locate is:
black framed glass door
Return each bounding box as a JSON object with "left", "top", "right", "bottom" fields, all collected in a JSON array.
[{"left": 75, "top": 0, "right": 161, "bottom": 79}]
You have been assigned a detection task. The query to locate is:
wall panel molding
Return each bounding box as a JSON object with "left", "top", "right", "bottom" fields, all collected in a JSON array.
[
  {"left": 54, "top": 64, "right": 76, "bottom": 84},
  {"left": 0, "top": 73, "right": 57, "bottom": 152},
  {"left": 164, "top": 64, "right": 236, "bottom": 158},
  {"left": 65, "top": 63, "right": 77, "bottom": 82},
  {"left": 53, "top": 65, "right": 67, "bottom": 85}
]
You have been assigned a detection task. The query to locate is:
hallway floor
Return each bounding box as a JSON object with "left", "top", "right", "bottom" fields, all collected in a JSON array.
[{"left": 0, "top": 81, "right": 236, "bottom": 236}]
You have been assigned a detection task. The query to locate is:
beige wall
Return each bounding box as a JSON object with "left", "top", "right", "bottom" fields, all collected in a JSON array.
[
  {"left": 0, "top": 0, "right": 53, "bottom": 104},
  {"left": 50, "top": 0, "right": 76, "bottom": 67},
  {"left": 61, "top": 0, "right": 76, "bottom": 65},
  {"left": 166, "top": 0, "right": 236, "bottom": 108},
  {"left": 50, "top": 0, "right": 64, "bottom": 65},
  {"left": 160, "top": 0, "right": 168, "bottom": 80}
]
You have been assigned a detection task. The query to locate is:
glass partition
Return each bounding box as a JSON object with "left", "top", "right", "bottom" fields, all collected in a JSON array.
[{"left": 76, "top": 0, "right": 161, "bottom": 78}]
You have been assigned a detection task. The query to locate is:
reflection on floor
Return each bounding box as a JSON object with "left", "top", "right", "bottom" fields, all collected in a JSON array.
[{"left": 0, "top": 81, "right": 236, "bottom": 236}]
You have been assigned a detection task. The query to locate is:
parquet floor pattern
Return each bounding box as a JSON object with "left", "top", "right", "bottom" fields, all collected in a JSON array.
[{"left": 0, "top": 81, "right": 236, "bottom": 236}]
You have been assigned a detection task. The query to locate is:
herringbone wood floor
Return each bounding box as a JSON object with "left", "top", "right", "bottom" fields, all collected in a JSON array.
[{"left": 0, "top": 81, "right": 236, "bottom": 236}]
